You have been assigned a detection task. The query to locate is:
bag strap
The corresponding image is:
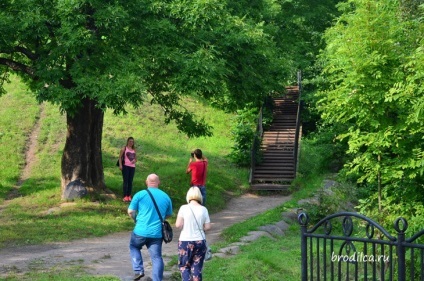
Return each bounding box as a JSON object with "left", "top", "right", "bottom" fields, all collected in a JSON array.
[
  {"left": 121, "top": 147, "right": 126, "bottom": 165},
  {"left": 188, "top": 206, "right": 206, "bottom": 241},
  {"left": 146, "top": 189, "right": 164, "bottom": 223}
]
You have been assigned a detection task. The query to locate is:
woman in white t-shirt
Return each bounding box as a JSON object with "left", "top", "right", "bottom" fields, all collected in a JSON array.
[{"left": 175, "top": 186, "right": 211, "bottom": 281}]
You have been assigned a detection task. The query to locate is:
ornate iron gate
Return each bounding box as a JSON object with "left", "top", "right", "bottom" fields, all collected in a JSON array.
[{"left": 298, "top": 212, "right": 424, "bottom": 281}]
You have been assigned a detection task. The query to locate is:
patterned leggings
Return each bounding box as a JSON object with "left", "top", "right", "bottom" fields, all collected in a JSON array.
[{"left": 178, "top": 240, "right": 207, "bottom": 281}]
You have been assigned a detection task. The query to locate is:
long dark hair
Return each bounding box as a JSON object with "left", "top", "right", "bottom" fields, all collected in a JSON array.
[{"left": 126, "top": 137, "right": 135, "bottom": 149}]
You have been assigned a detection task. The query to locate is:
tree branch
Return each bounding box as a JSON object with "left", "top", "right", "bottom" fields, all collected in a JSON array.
[
  {"left": 0, "top": 57, "right": 35, "bottom": 77},
  {"left": 14, "top": 46, "right": 39, "bottom": 61}
]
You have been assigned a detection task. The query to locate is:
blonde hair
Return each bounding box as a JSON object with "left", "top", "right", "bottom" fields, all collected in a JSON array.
[{"left": 186, "top": 186, "right": 203, "bottom": 204}]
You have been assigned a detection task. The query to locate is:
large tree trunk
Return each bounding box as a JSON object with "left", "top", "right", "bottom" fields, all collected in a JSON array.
[{"left": 61, "top": 97, "right": 106, "bottom": 198}]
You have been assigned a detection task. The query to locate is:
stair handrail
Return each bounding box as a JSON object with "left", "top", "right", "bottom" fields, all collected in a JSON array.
[
  {"left": 293, "top": 70, "right": 302, "bottom": 175},
  {"left": 249, "top": 106, "right": 263, "bottom": 184}
]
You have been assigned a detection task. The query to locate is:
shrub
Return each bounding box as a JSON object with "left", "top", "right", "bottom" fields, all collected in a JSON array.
[{"left": 230, "top": 106, "right": 259, "bottom": 167}]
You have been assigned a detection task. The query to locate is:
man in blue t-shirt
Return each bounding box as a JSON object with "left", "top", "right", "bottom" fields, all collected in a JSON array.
[{"left": 128, "top": 173, "right": 173, "bottom": 281}]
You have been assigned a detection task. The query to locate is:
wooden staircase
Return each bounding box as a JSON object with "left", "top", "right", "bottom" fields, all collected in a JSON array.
[{"left": 250, "top": 86, "right": 300, "bottom": 192}]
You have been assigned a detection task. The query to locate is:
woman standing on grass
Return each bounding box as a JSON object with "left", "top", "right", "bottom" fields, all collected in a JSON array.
[
  {"left": 119, "top": 137, "right": 137, "bottom": 202},
  {"left": 176, "top": 186, "right": 211, "bottom": 281}
]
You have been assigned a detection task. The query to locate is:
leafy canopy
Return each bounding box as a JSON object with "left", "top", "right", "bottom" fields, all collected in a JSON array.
[{"left": 0, "top": 0, "right": 287, "bottom": 137}]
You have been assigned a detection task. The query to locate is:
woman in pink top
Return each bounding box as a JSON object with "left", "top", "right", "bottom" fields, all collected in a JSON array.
[{"left": 118, "top": 137, "right": 137, "bottom": 202}]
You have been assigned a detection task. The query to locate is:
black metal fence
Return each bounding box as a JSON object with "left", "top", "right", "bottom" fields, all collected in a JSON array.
[{"left": 298, "top": 212, "right": 424, "bottom": 281}]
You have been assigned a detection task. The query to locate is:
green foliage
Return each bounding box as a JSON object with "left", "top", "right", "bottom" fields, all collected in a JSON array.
[
  {"left": 230, "top": 106, "right": 259, "bottom": 166},
  {"left": 229, "top": 96, "right": 275, "bottom": 167},
  {"left": 299, "top": 181, "right": 357, "bottom": 224},
  {"left": 0, "top": 0, "right": 289, "bottom": 137},
  {"left": 261, "top": 96, "right": 274, "bottom": 130},
  {"left": 356, "top": 186, "right": 424, "bottom": 234},
  {"left": 297, "top": 129, "right": 347, "bottom": 178},
  {"left": 317, "top": 0, "right": 424, "bottom": 221}
]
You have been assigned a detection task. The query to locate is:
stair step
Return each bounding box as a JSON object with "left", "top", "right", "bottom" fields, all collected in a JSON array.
[
  {"left": 261, "top": 151, "right": 294, "bottom": 154},
  {"left": 253, "top": 170, "right": 295, "bottom": 174},
  {"left": 252, "top": 177, "right": 295, "bottom": 182},
  {"left": 255, "top": 163, "right": 294, "bottom": 167},
  {"left": 262, "top": 139, "right": 294, "bottom": 142},
  {"left": 259, "top": 156, "right": 294, "bottom": 160},
  {"left": 254, "top": 163, "right": 295, "bottom": 168},
  {"left": 261, "top": 143, "right": 295, "bottom": 147},
  {"left": 261, "top": 151, "right": 294, "bottom": 155},
  {"left": 250, "top": 183, "right": 291, "bottom": 192},
  {"left": 260, "top": 149, "right": 294, "bottom": 152},
  {"left": 262, "top": 142, "right": 295, "bottom": 145},
  {"left": 260, "top": 153, "right": 294, "bottom": 157},
  {"left": 253, "top": 173, "right": 294, "bottom": 177},
  {"left": 264, "top": 130, "right": 296, "bottom": 132},
  {"left": 259, "top": 154, "right": 295, "bottom": 158},
  {"left": 253, "top": 171, "right": 294, "bottom": 176},
  {"left": 257, "top": 157, "right": 295, "bottom": 160},
  {"left": 259, "top": 157, "right": 294, "bottom": 161}
]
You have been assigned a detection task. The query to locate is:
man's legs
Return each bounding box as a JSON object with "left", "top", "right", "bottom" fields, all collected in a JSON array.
[
  {"left": 146, "top": 238, "right": 164, "bottom": 281},
  {"left": 129, "top": 232, "right": 146, "bottom": 275},
  {"left": 199, "top": 186, "right": 206, "bottom": 206}
]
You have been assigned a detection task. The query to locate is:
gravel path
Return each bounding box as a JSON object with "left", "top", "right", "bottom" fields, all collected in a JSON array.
[{"left": 0, "top": 193, "right": 291, "bottom": 280}]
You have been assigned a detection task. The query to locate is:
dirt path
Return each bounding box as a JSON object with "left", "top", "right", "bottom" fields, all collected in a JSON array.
[{"left": 0, "top": 193, "right": 290, "bottom": 280}]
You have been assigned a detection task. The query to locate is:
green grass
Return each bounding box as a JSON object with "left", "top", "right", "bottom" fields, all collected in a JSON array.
[
  {"left": 0, "top": 79, "right": 40, "bottom": 199},
  {"left": 204, "top": 232, "right": 302, "bottom": 281},
  {"left": 2, "top": 266, "right": 119, "bottom": 281}
]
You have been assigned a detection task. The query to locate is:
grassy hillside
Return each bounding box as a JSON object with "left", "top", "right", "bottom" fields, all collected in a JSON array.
[{"left": 0, "top": 76, "right": 250, "bottom": 248}]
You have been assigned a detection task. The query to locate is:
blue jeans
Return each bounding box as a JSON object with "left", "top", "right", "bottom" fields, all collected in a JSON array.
[
  {"left": 193, "top": 185, "right": 206, "bottom": 206},
  {"left": 129, "top": 232, "right": 164, "bottom": 281}
]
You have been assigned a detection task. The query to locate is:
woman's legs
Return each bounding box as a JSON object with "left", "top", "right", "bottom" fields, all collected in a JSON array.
[
  {"left": 122, "top": 166, "right": 135, "bottom": 197},
  {"left": 122, "top": 166, "right": 129, "bottom": 197},
  {"left": 178, "top": 241, "right": 206, "bottom": 281},
  {"left": 127, "top": 166, "right": 135, "bottom": 196}
]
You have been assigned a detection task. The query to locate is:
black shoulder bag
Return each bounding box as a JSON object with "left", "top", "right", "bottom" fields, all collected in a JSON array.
[
  {"left": 116, "top": 147, "right": 126, "bottom": 167},
  {"left": 146, "top": 189, "right": 173, "bottom": 243}
]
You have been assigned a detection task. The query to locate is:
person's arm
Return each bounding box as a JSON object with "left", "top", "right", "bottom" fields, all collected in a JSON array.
[
  {"left": 128, "top": 209, "right": 137, "bottom": 223},
  {"left": 203, "top": 222, "right": 211, "bottom": 231},
  {"left": 186, "top": 158, "right": 193, "bottom": 173},
  {"left": 175, "top": 216, "right": 184, "bottom": 230},
  {"left": 118, "top": 147, "right": 125, "bottom": 169}
]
